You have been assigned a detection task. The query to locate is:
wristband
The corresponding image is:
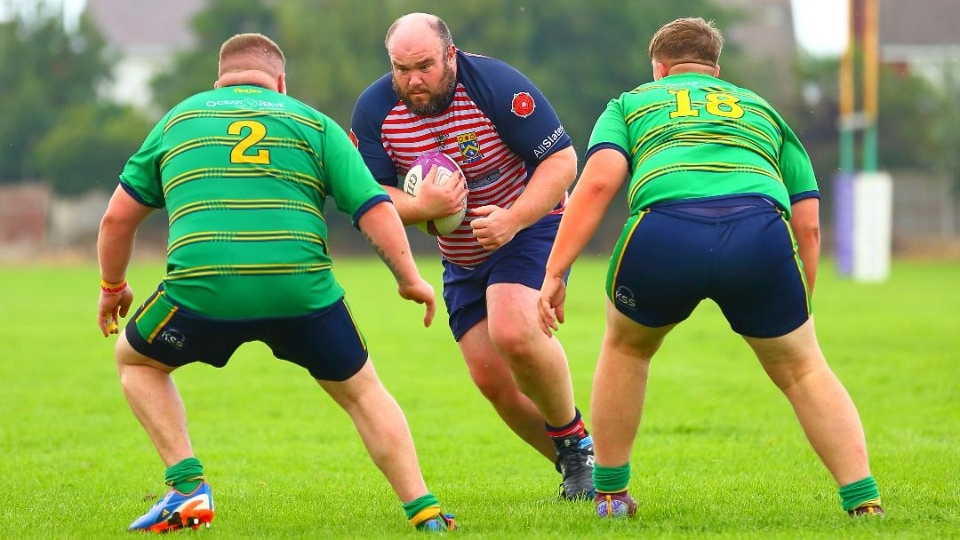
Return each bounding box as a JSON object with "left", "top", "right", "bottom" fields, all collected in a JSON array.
[{"left": 101, "top": 278, "right": 128, "bottom": 294}]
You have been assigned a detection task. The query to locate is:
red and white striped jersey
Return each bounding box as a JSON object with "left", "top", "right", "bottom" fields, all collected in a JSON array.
[{"left": 352, "top": 51, "right": 572, "bottom": 267}]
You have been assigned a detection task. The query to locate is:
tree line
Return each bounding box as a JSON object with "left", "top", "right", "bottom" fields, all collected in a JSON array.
[{"left": 1, "top": 0, "right": 956, "bottom": 202}]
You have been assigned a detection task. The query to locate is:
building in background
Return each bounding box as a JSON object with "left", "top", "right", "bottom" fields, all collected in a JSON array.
[
  {"left": 714, "top": 0, "right": 798, "bottom": 102},
  {"left": 877, "top": 0, "right": 960, "bottom": 252},
  {"left": 87, "top": 0, "right": 202, "bottom": 113},
  {"left": 86, "top": 0, "right": 800, "bottom": 114},
  {"left": 879, "top": 0, "right": 960, "bottom": 84},
  {"left": 63, "top": 0, "right": 960, "bottom": 258}
]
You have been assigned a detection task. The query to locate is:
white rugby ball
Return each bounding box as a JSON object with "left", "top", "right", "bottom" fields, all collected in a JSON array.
[{"left": 402, "top": 151, "right": 467, "bottom": 236}]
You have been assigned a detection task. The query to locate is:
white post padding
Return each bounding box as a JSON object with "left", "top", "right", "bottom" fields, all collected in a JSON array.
[{"left": 852, "top": 172, "right": 893, "bottom": 282}]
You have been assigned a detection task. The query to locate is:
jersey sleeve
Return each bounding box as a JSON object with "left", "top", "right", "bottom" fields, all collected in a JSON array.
[
  {"left": 350, "top": 76, "right": 401, "bottom": 187},
  {"left": 463, "top": 54, "right": 572, "bottom": 164},
  {"left": 585, "top": 96, "right": 632, "bottom": 165},
  {"left": 118, "top": 116, "right": 168, "bottom": 208},
  {"left": 322, "top": 116, "right": 391, "bottom": 225},
  {"left": 778, "top": 120, "right": 820, "bottom": 204}
]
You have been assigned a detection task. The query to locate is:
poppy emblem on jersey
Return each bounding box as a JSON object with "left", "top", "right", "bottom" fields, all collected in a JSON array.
[
  {"left": 348, "top": 129, "right": 359, "bottom": 149},
  {"left": 456, "top": 132, "right": 483, "bottom": 163},
  {"left": 511, "top": 92, "right": 536, "bottom": 118}
]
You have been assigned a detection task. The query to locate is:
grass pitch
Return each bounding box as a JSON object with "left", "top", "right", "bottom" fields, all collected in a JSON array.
[{"left": 0, "top": 256, "right": 957, "bottom": 539}]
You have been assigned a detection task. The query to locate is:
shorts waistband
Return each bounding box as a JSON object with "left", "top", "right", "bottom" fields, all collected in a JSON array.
[{"left": 652, "top": 196, "right": 775, "bottom": 217}]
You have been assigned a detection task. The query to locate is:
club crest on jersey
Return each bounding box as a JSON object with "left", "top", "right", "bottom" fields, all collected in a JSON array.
[
  {"left": 456, "top": 132, "right": 483, "bottom": 163},
  {"left": 511, "top": 92, "right": 536, "bottom": 118}
]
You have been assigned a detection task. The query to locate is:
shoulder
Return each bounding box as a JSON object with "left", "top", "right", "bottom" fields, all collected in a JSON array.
[
  {"left": 354, "top": 72, "right": 400, "bottom": 121},
  {"left": 456, "top": 50, "right": 550, "bottom": 122},
  {"left": 715, "top": 77, "right": 768, "bottom": 104},
  {"left": 457, "top": 50, "right": 537, "bottom": 92}
]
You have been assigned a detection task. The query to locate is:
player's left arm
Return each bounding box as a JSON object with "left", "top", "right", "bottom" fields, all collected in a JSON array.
[
  {"left": 790, "top": 197, "right": 820, "bottom": 295},
  {"left": 472, "top": 145, "right": 576, "bottom": 250},
  {"left": 507, "top": 145, "right": 577, "bottom": 228},
  {"left": 357, "top": 201, "right": 436, "bottom": 328},
  {"left": 779, "top": 120, "right": 821, "bottom": 295},
  {"left": 97, "top": 185, "right": 154, "bottom": 336},
  {"left": 470, "top": 63, "right": 577, "bottom": 249}
]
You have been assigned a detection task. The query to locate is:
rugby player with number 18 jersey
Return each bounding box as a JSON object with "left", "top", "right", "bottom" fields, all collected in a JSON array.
[{"left": 537, "top": 17, "right": 883, "bottom": 519}]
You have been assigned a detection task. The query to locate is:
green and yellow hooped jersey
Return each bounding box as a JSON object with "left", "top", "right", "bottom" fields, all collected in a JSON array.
[
  {"left": 120, "top": 85, "right": 389, "bottom": 319},
  {"left": 587, "top": 73, "right": 818, "bottom": 218}
]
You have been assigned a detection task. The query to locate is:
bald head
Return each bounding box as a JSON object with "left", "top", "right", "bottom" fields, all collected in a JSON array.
[
  {"left": 385, "top": 12, "right": 453, "bottom": 56},
  {"left": 383, "top": 13, "right": 458, "bottom": 116}
]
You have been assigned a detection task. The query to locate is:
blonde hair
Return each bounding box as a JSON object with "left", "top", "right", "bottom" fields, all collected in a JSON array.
[
  {"left": 219, "top": 33, "right": 286, "bottom": 77},
  {"left": 648, "top": 17, "right": 723, "bottom": 67}
]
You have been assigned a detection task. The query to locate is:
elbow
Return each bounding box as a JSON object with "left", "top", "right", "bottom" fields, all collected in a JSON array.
[
  {"left": 100, "top": 211, "right": 132, "bottom": 231},
  {"left": 794, "top": 223, "right": 821, "bottom": 254}
]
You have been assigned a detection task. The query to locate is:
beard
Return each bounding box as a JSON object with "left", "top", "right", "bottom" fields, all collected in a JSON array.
[{"left": 393, "top": 62, "right": 457, "bottom": 117}]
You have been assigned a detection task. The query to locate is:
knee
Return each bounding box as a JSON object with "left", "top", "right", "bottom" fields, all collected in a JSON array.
[
  {"left": 471, "top": 370, "right": 520, "bottom": 406},
  {"left": 472, "top": 370, "right": 505, "bottom": 401},
  {"left": 604, "top": 328, "right": 662, "bottom": 362},
  {"left": 487, "top": 321, "right": 536, "bottom": 360}
]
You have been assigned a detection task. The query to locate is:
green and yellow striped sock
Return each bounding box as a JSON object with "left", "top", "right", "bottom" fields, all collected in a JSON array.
[
  {"left": 402, "top": 493, "right": 440, "bottom": 527},
  {"left": 594, "top": 462, "right": 631, "bottom": 494},
  {"left": 164, "top": 457, "right": 205, "bottom": 494},
  {"left": 839, "top": 475, "right": 881, "bottom": 512}
]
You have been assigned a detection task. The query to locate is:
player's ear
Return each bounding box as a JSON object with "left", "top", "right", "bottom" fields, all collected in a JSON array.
[
  {"left": 651, "top": 59, "right": 667, "bottom": 81},
  {"left": 714, "top": 64, "right": 721, "bottom": 78},
  {"left": 277, "top": 73, "right": 287, "bottom": 95}
]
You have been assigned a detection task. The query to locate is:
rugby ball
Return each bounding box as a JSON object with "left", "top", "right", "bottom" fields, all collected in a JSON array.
[{"left": 402, "top": 151, "right": 467, "bottom": 236}]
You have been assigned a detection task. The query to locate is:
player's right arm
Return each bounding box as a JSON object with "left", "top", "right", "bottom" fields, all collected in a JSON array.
[
  {"left": 357, "top": 201, "right": 436, "bottom": 328},
  {"left": 350, "top": 82, "right": 464, "bottom": 226},
  {"left": 382, "top": 166, "right": 465, "bottom": 225},
  {"left": 540, "top": 148, "right": 628, "bottom": 336},
  {"left": 97, "top": 185, "right": 154, "bottom": 336}
]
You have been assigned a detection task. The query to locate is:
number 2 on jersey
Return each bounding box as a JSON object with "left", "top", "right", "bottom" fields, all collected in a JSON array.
[
  {"left": 229, "top": 120, "right": 270, "bottom": 164},
  {"left": 668, "top": 89, "right": 744, "bottom": 119}
]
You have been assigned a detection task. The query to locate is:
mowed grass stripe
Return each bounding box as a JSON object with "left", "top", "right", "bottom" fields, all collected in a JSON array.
[{"left": 0, "top": 257, "right": 957, "bottom": 539}]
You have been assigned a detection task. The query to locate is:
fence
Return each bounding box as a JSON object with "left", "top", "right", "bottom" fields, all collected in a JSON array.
[{"left": 2, "top": 171, "right": 959, "bottom": 262}]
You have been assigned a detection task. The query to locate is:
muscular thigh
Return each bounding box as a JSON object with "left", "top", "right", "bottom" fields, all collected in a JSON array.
[
  {"left": 486, "top": 282, "right": 540, "bottom": 341},
  {"left": 443, "top": 214, "right": 562, "bottom": 341}
]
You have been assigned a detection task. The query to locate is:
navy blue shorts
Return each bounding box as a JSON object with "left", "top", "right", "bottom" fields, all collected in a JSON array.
[
  {"left": 125, "top": 286, "right": 368, "bottom": 381},
  {"left": 607, "top": 198, "right": 811, "bottom": 338},
  {"left": 442, "top": 214, "right": 564, "bottom": 341}
]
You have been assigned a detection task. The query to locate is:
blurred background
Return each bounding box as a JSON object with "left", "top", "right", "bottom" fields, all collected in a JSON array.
[{"left": 1, "top": 0, "right": 958, "bottom": 271}]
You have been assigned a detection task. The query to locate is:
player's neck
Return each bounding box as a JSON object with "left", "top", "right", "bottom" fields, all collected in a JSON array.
[
  {"left": 667, "top": 63, "right": 716, "bottom": 77},
  {"left": 215, "top": 70, "right": 280, "bottom": 92}
]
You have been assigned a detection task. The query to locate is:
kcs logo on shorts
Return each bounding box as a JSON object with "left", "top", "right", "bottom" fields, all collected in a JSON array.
[{"left": 158, "top": 329, "right": 186, "bottom": 350}]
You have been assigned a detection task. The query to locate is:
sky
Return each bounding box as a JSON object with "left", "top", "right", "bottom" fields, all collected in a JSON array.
[
  {"left": 790, "top": 0, "right": 849, "bottom": 57},
  {"left": 2, "top": 0, "right": 849, "bottom": 58}
]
